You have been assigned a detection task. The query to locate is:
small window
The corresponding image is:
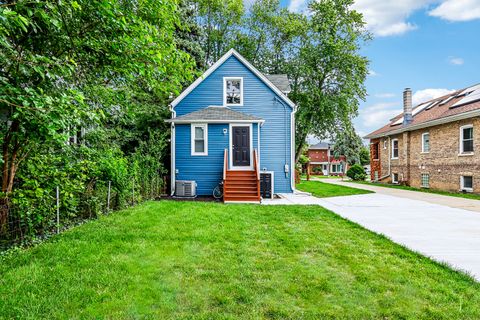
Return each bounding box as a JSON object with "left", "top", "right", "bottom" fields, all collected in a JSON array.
[
  {"left": 422, "top": 133, "right": 430, "bottom": 153},
  {"left": 383, "top": 139, "right": 387, "bottom": 149},
  {"left": 191, "top": 124, "right": 208, "bottom": 156},
  {"left": 392, "top": 173, "right": 399, "bottom": 184},
  {"left": 224, "top": 77, "right": 243, "bottom": 106},
  {"left": 461, "top": 176, "right": 473, "bottom": 192},
  {"left": 421, "top": 174, "right": 430, "bottom": 188},
  {"left": 460, "top": 125, "right": 474, "bottom": 154},
  {"left": 331, "top": 164, "right": 342, "bottom": 173},
  {"left": 391, "top": 139, "right": 399, "bottom": 159}
]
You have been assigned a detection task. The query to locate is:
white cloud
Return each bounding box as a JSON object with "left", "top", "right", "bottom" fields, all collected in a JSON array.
[
  {"left": 360, "top": 102, "right": 400, "bottom": 127},
  {"left": 288, "top": 0, "right": 308, "bottom": 13},
  {"left": 429, "top": 0, "right": 480, "bottom": 21},
  {"left": 375, "top": 93, "right": 396, "bottom": 98},
  {"left": 449, "top": 57, "right": 465, "bottom": 65},
  {"left": 351, "top": 0, "right": 433, "bottom": 36},
  {"left": 368, "top": 70, "right": 379, "bottom": 77},
  {"left": 412, "top": 88, "right": 456, "bottom": 105}
]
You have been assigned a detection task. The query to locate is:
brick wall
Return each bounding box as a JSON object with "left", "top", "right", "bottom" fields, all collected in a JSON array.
[{"left": 370, "top": 116, "right": 480, "bottom": 193}]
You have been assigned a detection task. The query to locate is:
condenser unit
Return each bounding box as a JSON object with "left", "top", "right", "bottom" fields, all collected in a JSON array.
[{"left": 175, "top": 180, "right": 197, "bottom": 198}]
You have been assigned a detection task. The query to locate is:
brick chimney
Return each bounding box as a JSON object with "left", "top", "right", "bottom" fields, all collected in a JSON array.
[{"left": 403, "top": 88, "right": 413, "bottom": 125}]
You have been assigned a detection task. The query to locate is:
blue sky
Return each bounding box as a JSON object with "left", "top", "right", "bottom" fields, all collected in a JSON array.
[{"left": 272, "top": 0, "right": 480, "bottom": 139}]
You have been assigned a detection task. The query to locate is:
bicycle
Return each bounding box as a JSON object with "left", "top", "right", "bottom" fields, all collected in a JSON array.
[{"left": 213, "top": 181, "right": 224, "bottom": 200}]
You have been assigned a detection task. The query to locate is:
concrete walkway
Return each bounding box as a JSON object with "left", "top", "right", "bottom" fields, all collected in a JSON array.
[
  {"left": 263, "top": 190, "right": 480, "bottom": 281},
  {"left": 322, "top": 178, "right": 480, "bottom": 213}
]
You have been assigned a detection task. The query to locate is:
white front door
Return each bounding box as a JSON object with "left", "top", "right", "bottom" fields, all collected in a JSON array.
[{"left": 322, "top": 164, "right": 328, "bottom": 175}]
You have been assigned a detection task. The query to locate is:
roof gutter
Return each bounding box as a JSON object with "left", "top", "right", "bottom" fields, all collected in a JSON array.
[
  {"left": 365, "top": 109, "right": 480, "bottom": 139},
  {"left": 164, "top": 119, "right": 265, "bottom": 125}
]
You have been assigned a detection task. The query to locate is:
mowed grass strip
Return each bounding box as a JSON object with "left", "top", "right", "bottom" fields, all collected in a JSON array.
[
  {"left": 296, "top": 180, "right": 374, "bottom": 198},
  {"left": 1, "top": 201, "right": 479, "bottom": 319}
]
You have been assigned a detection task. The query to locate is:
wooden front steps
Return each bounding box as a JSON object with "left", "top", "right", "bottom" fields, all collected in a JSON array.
[{"left": 224, "top": 170, "right": 260, "bottom": 203}]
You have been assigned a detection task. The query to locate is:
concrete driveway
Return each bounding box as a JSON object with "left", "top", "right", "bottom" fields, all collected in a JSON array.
[{"left": 264, "top": 188, "right": 480, "bottom": 281}]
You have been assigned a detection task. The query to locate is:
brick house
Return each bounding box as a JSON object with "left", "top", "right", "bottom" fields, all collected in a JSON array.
[
  {"left": 365, "top": 84, "right": 480, "bottom": 193},
  {"left": 307, "top": 142, "right": 347, "bottom": 176}
]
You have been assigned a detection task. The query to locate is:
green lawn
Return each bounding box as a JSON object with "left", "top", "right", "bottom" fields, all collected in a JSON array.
[
  {"left": 1, "top": 201, "right": 479, "bottom": 318},
  {"left": 296, "top": 180, "right": 374, "bottom": 198},
  {"left": 354, "top": 181, "right": 480, "bottom": 200}
]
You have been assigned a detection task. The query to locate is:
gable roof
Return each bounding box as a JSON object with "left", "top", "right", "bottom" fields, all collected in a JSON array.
[
  {"left": 265, "top": 74, "right": 291, "bottom": 94},
  {"left": 170, "top": 49, "right": 296, "bottom": 110},
  {"left": 165, "top": 106, "right": 264, "bottom": 124},
  {"left": 309, "top": 142, "right": 330, "bottom": 150},
  {"left": 365, "top": 83, "right": 480, "bottom": 139}
]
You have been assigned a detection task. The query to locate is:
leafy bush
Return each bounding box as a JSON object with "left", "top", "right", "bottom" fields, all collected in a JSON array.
[{"left": 346, "top": 164, "right": 367, "bottom": 181}]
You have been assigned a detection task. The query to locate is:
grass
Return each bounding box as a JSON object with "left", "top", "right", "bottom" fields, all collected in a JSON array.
[
  {"left": 353, "top": 180, "right": 480, "bottom": 200},
  {"left": 296, "top": 180, "right": 374, "bottom": 198},
  {"left": 1, "top": 201, "right": 479, "bottom": 319}
]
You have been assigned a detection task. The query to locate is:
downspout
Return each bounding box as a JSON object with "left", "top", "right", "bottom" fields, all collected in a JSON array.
[{"left": 170, "top": 106, "right": 176, "bottom": 196}]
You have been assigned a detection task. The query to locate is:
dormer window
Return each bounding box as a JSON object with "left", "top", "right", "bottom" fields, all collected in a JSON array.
[{"left": 224, "top": 77, "right": 243, "bottom": 106}]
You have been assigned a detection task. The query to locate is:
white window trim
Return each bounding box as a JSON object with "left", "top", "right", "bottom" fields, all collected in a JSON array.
[
  {"left": 421, "top": 132, "right": 430, "bottom": 153},
  {"left": 191, "top": 123, "right": 208, "bottom": 156},
  {"left": 392, "top": 173, "right": 399, "bottom": 184},
  {"left": 223, "top": 77, "right": 244, "bottom": 107},
  {"left": 229, "top": 123, "right": 253, "bottom": 170},
  {"left": 461, "top": 176, "right": 473, "bottom": 192},
  {"left": 391, "top": 139, "right": 399, "bottom": 159},
  {"left": 459, "top": 124, "right": 474, "bottom": 155}
]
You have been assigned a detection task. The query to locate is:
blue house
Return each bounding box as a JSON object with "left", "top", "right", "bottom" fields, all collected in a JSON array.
[{"left": 167, "top": 49, "right": 296, "bottom": 202}]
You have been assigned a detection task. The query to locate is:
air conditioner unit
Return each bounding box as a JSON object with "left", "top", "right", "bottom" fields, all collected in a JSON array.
[{"left": 175, "top": 180, "right": 197, "bottom": 198}]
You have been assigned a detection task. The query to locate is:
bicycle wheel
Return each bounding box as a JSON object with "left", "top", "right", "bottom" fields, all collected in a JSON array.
[{"left": 213, "top": 185, "right": 223, "bottom": 199}]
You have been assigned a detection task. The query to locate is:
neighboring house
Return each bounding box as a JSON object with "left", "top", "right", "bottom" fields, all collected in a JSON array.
[
  {"left": 365, "top": 84, "right": 480, "bottom": 193},
  {"left": 307, "top": 142, "right": 347, "bottom": 176},
  {"left": 167, "top": 49, "right": 296, "bottom": 202}
]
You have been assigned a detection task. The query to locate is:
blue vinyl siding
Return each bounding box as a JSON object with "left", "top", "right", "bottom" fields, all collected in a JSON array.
[
  {"left": 175, "top": 55, "right": 293, "bottom": 194},
  {"left": 176, "top": 123, "right": 259, "bottom": 195}
]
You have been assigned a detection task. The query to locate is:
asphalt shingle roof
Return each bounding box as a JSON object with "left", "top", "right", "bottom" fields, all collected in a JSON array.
[
  {"left": 309, "top": 142, "right": 330, "bottom": 150},
  {"left": 265, "top": 74, "right": 291, "bottom": 93},
  {"left": 366, "top": 83, "right": 480, "bottom": 139},
  {"left": 166, "top": 106, "right": 263, "bottom": 122}
]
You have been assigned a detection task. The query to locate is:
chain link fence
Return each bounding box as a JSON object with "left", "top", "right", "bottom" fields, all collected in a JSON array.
[{"left": 0, "top": 176, "right": 167, "bottom": 251}]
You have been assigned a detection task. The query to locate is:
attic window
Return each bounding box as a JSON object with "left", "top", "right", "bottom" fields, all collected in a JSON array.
[{"left": 224, "top": 77, "right": 243, "bottom": 106}]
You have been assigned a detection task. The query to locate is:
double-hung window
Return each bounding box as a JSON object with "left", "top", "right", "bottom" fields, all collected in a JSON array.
[
  {"left": 460, "top": 125, "right": 474, "bottom": 154},
  {"left": 391, "top": 139, "right": 399, "bottom": 159},
  {"left": 422, "top": 133, "right": 430, "bottom": 153},
  {"left": 191, "top": 124, "right": 208, "bottom": 156},
  {"left": 224, "top": 77, "right": 243, "bottom": 106}
]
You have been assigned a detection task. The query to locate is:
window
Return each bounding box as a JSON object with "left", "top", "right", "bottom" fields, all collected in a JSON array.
[
  {"left": 421, "top": 174, "right": 430, "bottom": 188},
  {"left": 392, "top": 173, "right": 399, "bottom": 184},
  {"left": 461, "top": 176, "right": 473, "bottom": 192},
  {"left": 383, "top": 139, "right": 387, "bottom": 149},
  {"left": 372, "top": 143, "right": 379, "bottom": 160},
  {"left": 331, "top": 164, "right": 342, "bottom": 173},
  {"left": 191, "top": 124, "right": 208, "bottom": 155},
  {"left": 460, "top": 125, "right": 474, "bottom": 154},
  {"left": 391, "top": 139, "right": 399, "bottom": 159},
  {"left": 422, "top": 133, "right": 430, "bottom": 153},
  {"left": 224, "top": 77, "right": 243, "bottom": 106}
]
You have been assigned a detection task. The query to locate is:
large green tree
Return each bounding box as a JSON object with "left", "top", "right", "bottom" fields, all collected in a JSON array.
[
  {"left": 290, "top": 0, "right": 370, "bottom": 163},
  {"left": 0, "top": 0, "right": 194, "bottom": 230}
]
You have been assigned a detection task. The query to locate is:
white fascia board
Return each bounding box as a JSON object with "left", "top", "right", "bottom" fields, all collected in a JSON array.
[
  {"left": 165, "top": 119, "right": 265, "bottom": 124},
  {"left": 170, "top": 48, "right": 296, "bottom": 110},
  {"left": 365, "top": 109, "right": 480, "bottom": 139}
]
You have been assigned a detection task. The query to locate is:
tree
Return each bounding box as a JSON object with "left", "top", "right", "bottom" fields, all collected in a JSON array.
[
  {"left": 331, "top": 128, "right": 365, "bottom": 166},
  {"left": 359, "top": 146, "right": 370, "bottom": 166},
  {"left": 291, "top": 0, "right": 370, "bottom": 163},
  {"left": 0, "top": 0, "right": 195, "bottom": 231}
]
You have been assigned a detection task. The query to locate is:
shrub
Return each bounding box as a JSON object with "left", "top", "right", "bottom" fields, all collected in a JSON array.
[{"left": 347, "top": 164, "right": 366, "bottom": 181}]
